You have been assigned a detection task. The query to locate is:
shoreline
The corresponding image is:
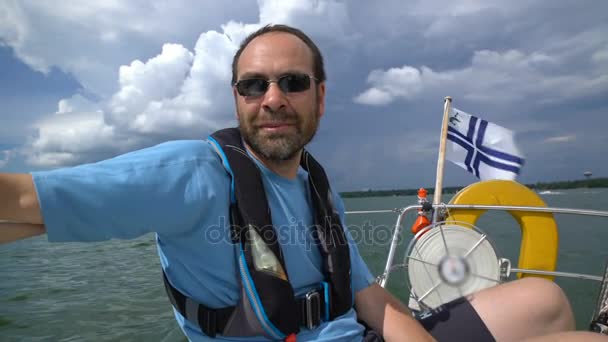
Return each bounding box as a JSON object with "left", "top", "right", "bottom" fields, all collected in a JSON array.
[{"left": 340, "top": 177, "right": 608, "bottom": 198}]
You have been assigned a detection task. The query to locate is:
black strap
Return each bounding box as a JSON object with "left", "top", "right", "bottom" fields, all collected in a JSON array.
[
  {"left": 211, "top": 128, "right": 290, "bottom": 274},
  {"left": 301, "top": 149, "right": 353, "bottom": 319},
  {"left": 162, "top": 271, "right": 233, "bottom": 337},
  {"left": 164, "top": 270, "right": 327, "bottom": 336}
]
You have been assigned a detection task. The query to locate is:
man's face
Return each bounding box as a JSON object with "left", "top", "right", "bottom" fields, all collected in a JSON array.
[{"left": 234, "top": 32, "right": 325, "bottom": 162}]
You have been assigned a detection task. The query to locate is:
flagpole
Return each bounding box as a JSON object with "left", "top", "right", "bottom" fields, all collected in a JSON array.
[{"left": 432, "top": 96, "right": 452, "bottom": 223}]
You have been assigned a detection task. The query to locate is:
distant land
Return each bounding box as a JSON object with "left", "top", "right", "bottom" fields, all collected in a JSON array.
[{"left": 340, "top": 177, "right": 608, "bottom": 198}]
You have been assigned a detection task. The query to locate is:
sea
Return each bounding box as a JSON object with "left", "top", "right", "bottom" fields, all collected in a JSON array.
[{"left": 1, "top": 188, "right": 607, "bottom": 341}]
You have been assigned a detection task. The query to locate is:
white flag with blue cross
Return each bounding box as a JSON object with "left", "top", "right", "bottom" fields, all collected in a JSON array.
[{"left": 446, "top": 108, "right": 525, "bottom": 180}]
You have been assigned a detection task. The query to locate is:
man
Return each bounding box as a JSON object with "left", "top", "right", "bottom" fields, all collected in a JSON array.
[{"left": 0, "top": 24, "right": 605, "bottom": 342}]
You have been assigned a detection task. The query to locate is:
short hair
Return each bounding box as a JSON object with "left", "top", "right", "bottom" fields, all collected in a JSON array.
[{"left": 231, "top": 24, "right": 326, "bottom": 85}]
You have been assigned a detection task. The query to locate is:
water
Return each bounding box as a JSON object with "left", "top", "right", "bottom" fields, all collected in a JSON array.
[{"left": 1, "top": 188, "right": 608, "bottom": 341}]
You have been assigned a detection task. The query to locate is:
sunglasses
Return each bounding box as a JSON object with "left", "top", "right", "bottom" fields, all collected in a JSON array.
[{"left": 234, "top": 73, "right": 319, "bottom": 97}]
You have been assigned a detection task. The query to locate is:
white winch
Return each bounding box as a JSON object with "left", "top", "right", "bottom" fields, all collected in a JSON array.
[{"left": 406, "top": 223, "right": 505, "bottom": 310}]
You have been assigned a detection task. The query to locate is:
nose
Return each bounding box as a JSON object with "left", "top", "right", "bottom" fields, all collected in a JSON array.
[{"left": 261, "top": 81, "right": 287, "bottom": 112}]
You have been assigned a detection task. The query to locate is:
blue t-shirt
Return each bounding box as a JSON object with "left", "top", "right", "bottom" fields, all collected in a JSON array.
[{"left": 32, "top": 140, "right": 375, "bottom": 341}]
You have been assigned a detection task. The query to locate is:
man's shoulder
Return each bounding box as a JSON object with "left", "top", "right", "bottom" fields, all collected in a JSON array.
[
  {"left": 114, "top": 139, "right": 221, "bottom": 168},
  {"left": 144, "top": 139, "right": 217, "bottom": 159},
  {"left": 33, "top": 139, "right": 223, "bottom": 180},
  {"left": 64, "top": 139, "right": 230, "bottom": 186}
]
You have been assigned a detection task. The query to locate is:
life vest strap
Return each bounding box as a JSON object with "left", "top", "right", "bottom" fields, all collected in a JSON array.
[
  {"left": 163, "top": 271, "right": 232, "bottom": 337},
  {"left": 163, "top": 270, "right": 330, "bottom": 337}
]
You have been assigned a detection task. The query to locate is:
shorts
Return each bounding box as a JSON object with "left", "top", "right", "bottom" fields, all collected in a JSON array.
[{"left": 417, "top": 297, "right": 496, "bottom": 342}]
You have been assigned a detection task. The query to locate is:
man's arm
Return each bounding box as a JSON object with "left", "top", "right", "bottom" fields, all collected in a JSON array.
[
  {"left": 0, "top": 173, "right": 44, "bottom": 224},
  {"left": 355, "top": 283, "right": 436, "bottom": 342},
  {"left": 0, "top": 173, "right": 45, "bottom": 243},
  {"left": 0, "top": 222, "right": 45, "bottom": 243}
]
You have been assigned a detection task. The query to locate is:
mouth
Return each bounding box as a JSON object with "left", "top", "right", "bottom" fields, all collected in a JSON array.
[{"left": 258, "top": 122, "right": 296, "bottom": 133}]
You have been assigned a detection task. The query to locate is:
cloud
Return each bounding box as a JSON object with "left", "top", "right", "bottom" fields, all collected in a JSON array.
[
  {"left": 12, "top": 0, "right": 354, "bottom": 168},
  {"left": 107, "top": 43, "right": 195, "bottom": 131},
  {"left": 25, "top": 28, "right": 244, "bottom": 167},
  {"left": 258, "top": 0, "right": 353, "bottom": 39},
  {"left": 353, "top": 88, "right": 393, "bottom": 106},
  {"left": 544, "top": 135, "right": 576, "bottom": 144},
  {"left": 107, "top": 29, "right": 251, "bottom": 137},
  {"left": 26, "top": 111, "right": 120, "bottom": 167},
  {"left": 0, "top": 0, "right": 351, "bottom": 97},
  {"left": 0, "top": 150, "right": 14, "bottom": 169},
  {"left": 0, "top": 0, "right": 259, "bottom": 96},
  {"left": 592, "top": 45, "right": 608, "bottom": 64},
  {"left": 56, "top": 94, "right": 100, "bottom": 114},
  {"left": 354, "top": 66, "right": 424, "bottom": 105},
  {"left": 354, "top": 49, "right": 607, "bottom": 106}
]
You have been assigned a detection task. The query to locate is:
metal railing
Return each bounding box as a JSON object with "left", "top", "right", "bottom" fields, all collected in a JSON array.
[
  {"left": 347, "top": 204, "right": 608, "bottom": 287},
  {"left": 346, "top": 203, "right": 608, "bottom": 332}
]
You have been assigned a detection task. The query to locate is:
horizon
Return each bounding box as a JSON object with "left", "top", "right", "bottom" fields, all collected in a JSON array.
[{"left": 340, "top": 176, "right": 608, "bottom": 193}]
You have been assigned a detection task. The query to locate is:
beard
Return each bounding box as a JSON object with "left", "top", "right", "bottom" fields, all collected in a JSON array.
[{"left": 238, "top": 107, "right": 320, "bottom": 161}]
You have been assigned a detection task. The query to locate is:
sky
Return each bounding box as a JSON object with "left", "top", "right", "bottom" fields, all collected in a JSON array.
[{"left": 0, "top": 0, "right": 607, "bottom": 192}]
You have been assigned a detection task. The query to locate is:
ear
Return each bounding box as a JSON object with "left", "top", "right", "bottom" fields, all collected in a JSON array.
[{"left": 317, "top": 82, "right": 326, "bottom": 119}]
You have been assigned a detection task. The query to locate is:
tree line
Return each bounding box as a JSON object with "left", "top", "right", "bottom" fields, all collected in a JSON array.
[{"left": 340, "top": 177, "right": 608, "bottom": 198}]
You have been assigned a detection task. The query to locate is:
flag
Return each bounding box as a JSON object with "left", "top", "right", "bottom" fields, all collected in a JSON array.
[{"left": 446, "top": 108, "right": 524, "bottom": 180}]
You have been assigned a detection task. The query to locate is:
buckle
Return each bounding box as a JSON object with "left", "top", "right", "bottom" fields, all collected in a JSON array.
[{"left": 304, "top": 290, "right": 322, "bottom": 329}]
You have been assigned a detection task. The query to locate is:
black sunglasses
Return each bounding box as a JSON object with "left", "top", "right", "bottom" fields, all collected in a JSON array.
[{"left": 234, "top": 73, "right": 318, "bottom": 97}]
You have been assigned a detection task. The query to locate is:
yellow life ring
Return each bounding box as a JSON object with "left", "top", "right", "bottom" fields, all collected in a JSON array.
[{"left": 446, "top": 180, "right": 558, "bottom": 280}]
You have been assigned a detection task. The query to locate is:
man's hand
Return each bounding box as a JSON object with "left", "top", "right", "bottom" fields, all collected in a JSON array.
[{"left": 355, "top": 283, "right": 436, "bottom": 342}]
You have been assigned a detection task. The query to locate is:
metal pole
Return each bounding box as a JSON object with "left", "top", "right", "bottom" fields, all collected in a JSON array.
[
  {"left": 345, "top": 209, "right": 398, "bottom": 215},
  {"left": 439, "top": 204, "right": 608, "bottom": 217},
  {"left": 432, "top": 96, "right": 453, "bottom": 225},
  {"left": 590, "top": 260, "right": 608, "bottom": 329},
  {"left": 378, "top": 206, "right": 420, "bottom": 287},
  {"left": 510, "top": 268, "right": 603, "bottom": 282}
]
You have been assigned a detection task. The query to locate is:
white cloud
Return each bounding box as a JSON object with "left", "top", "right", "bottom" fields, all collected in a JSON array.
[
  {"left": 24, "top": 94, "right": 131, "bottom": 167},
  {"left": 354, "top": 66, "right": 424, "bottom": 104},
  {"left": 104, "top": 27, "right": 262, "bottom": 138},
  {"left": 0, "top": 0, "right": 258, "bottom": 96},
  {"left": 56, "top": 94, "right": 99, "bottom": 114},
  {"left": 258, "top": 0, "right": 352, "bottom": 39},
  {"left": 353, "top": 88, "right": 393, "bottom": 106},
  {"left": 420, "top": 2, "right": 515, "bottom": 39},
  {"left": 25, "top": 29, "right": 243, "bottom": 167},
  {"left": 107, "top": 43, "right": 195, "bottom": 130},
  {"left": 544, "top": 135, "right": 576, "bottom": 144},
  {"left": 26, "top": 111, "right": 121, "bottom": 167},
  {"left": 0, "top": 150, "right": 14, "bottom": 169},
  {"left": 15, "top": 0, "right": 353, "bottom": 167},
  {"left": 354, "top": 49, "right": 607, "bottom": 106},
  {"left": 592, "top": 46, "right": 608, "bottom": 64}
]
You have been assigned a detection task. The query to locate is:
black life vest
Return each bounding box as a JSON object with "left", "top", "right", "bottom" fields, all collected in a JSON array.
[{"left": 163, "top": 128, "right": 352, "bottom": 340}]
